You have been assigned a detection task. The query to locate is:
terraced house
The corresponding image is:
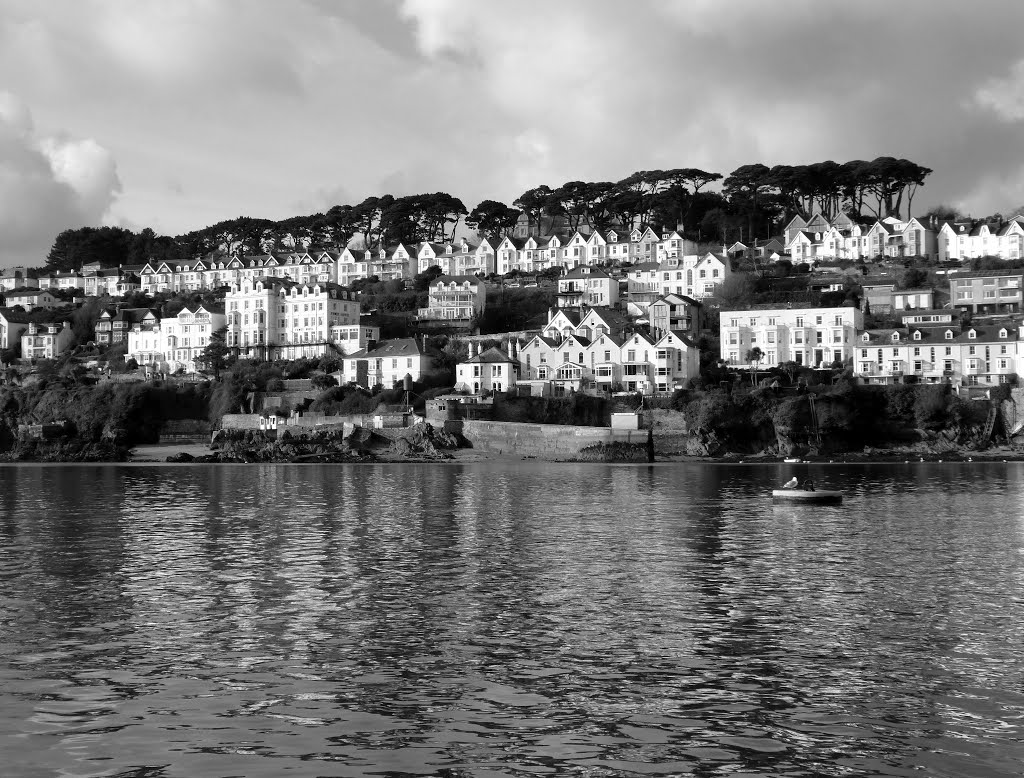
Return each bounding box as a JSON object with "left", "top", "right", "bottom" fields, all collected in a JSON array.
[
  {"left": 126, "top": 305, "right": 226, "bottom": 375},
  {"left": 854, "top": 311, "right": 1023, "bottom": 387},
  {"left": 224, "top": 278, "right": 371, "bottom": 360},
  {"left": 514, "top": 307, "right": 698, "bottom": 395},
  {"left": 719, "top": 305, "right": 864, "bottom": 370}
]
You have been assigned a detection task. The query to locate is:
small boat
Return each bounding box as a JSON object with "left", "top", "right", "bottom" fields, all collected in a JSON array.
[
  {"left": 772, "top": 488, "right": 842, "bottom": 504},
  {"left": 783, "top": 457, "right": 803, "bottom": 463}
]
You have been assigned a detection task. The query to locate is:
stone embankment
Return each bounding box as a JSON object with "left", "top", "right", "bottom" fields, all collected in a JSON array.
[{"left": 167, "top": 424, "right": 463, "bottom": 463}]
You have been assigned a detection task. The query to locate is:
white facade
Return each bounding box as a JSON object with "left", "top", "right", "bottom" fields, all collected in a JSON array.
[
  {"left": 126, "top": 305, "right": 227, "bottom": 374},
  {"left": 225, "top": 278, "right": 365, "bottom": 360},
  {"left": 720, "top": 306, "right": 864, "bottom": 369}
]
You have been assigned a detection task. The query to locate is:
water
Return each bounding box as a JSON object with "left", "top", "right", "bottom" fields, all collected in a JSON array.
[{"left": 1, "top": 463, "right": 1023, "bottom": 777}]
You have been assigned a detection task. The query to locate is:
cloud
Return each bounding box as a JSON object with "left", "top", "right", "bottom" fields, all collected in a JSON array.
[
  {"left": 0, "top": 92, "right": 121, "bottom": 267},
  {"left": 975, "top": 60, "right": 1024, "bottom": 122}
]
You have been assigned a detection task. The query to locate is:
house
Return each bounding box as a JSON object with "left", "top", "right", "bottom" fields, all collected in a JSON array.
[
  {"left": 860, "top": 280, "right": 898, "bottom": 313},
  {"left": 948, "top": 270, "right": 1024, "bottom": 314},
  {"left": 126, "top": 305, "right": 227, "bottom": 374},
  {"left": 556, "top": 265, "right": 618, "bottom": 308},
  {"left": 417, "top": 275, "right": 486, "bottom": 322},
  {"left": 517, "top": 306, "right": 698, "bottom": 395},
  {"left": 720, "top": 305, "right": 864, "bottom": 370},
  {"left": 225, "top": 278, "right": 363, "bottom": 360},
  {"left": 21, "top": 320, "right": 74, "bottom": 360},
  {"left": 891, "top": 288, "right": 935, "bottom": 311},
  {"left": 853, "top": 314, "right": 1022, "bottom": 388},
  {"left": 0, "top": 267, "right": 38, "bottom": 292},
  {"left": 3, "top": 289, "right": 61, "bottom": 311},
  {"left": 938, "top": 219, "right": 1024, "bottom": 262},
  {"left": 0, "top": 307, "right": 31, "bottom": 351},
  {"left": 456, "top": 342, "right": 520, "bottom": 394},
  {"left": 647, "top": 293, "right": 702, "bottom": 337},
  {"left": 94, "top": 307, "right": 159, "bottom": 346},
  {"left": 339, "top": 338, "right": 437, "bottom": 389}
]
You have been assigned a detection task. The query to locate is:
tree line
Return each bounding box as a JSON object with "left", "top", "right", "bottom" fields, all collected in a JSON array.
[{"left": 43, "top": 157, "right": 933, "bottom": 273}]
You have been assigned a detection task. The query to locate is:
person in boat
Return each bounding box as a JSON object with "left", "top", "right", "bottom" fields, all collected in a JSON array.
[
  {"left": 802, "top": 478, "right": 815, "bottom": 491},
  {"left": 783, "top": 476, "right": 799, "bottom": 489}
]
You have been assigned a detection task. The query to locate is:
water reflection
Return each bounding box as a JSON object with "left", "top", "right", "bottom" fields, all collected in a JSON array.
[{"left": 0, "top": 463, "right": 1022, "bottom": 776}]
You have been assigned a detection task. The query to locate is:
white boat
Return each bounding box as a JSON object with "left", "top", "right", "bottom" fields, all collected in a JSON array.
[
  {"left": 772, "top": 488, "right": 842, "bottom": 504},
  {"left": 783, "top": 457, "right": 803, "bottom": 463}
]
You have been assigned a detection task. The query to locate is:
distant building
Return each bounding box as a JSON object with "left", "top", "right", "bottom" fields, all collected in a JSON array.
[
  {"left": 4, "top": 289, "right": 61, "bottom": 311},
  {"left": 417, "top": 275, "right": 486, "bottom": 322},
  {"left": 22, "top": 321, "right": 74, "bottom": 360}
]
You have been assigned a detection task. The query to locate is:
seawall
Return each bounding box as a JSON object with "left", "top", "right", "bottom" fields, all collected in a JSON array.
[{"left": 451, "top": 419, "right": 651, "bottom": 460}]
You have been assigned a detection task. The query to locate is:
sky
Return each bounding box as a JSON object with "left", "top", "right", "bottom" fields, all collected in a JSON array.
[{"left": 3, "top": 0, "right": 1024, "bottom": 268}]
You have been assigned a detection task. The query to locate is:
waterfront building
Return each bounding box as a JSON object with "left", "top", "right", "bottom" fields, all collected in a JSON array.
[
  {"left": 455, "top": 343, "right": 519, "bottom": 394},
  {"left": 853, "top": 311, "right": 1023, "bottom": 387},
  {"left": 339, "top": 338, "right": 437, "bottom": 389},
  {"left": 224, "top": 278, "right": 367, "bottom": 360},
  {"left": 515, "top": 307, "right": 698, "bottom": 395},
  {"left": 719, "top": 305, "right": 864, "bottom": 369},
  {"left": 125, "top": 304, "right": 226, "bottom": 374}
]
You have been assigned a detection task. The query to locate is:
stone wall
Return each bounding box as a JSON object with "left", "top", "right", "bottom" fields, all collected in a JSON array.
[{"left": 454, "top": 419, "right": 650, "bottom": 460}]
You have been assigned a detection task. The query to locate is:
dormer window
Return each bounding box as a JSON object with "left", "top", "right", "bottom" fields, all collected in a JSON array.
[
  {"left": 912, "top": 331, "right": 921, "bottom": 341},
  {"left": 1000, "top": 328, "right": 1008, "bottom": 338},
  {"left": 945, "top": 330, "right": 953, "bottom": 340},
  {"left": 968, "top": 330, "right": 977, "bottom": 339},
  {"left": 862, "top": 333, "right": 870, "bottom": 342},
  {"left": 891, "top": 333, "right": 900, "bottom": 342}
]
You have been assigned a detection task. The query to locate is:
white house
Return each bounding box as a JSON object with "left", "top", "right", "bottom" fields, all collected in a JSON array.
[
  {"left": 417, "top": 275, "right": 486, "bottom": 322},
  {"left": 456, "top": 342, "right": 519, "bottom": 394},
  {"left": 556, "top": 265, "right": 618, "bottom": 308},
  {"left": 720, "top": 305, "right": 864, "bottom": 370},
  {"left": 339, "top": 338, "right": 436, "bottom": 389}
]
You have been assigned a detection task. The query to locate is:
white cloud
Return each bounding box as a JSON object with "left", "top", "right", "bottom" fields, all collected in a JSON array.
[
  {"left": 975, "top": 60, "right": 1024, "bottom": 122},
  {"left": 0, "top": 92, "right": 121, "bottom": 267}
]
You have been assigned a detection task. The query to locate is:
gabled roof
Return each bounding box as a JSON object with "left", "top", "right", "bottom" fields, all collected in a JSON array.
[
  {"left": 463, "top": 346, "right": 513, "bottom": 364},
  {"left": 561, "top": 265, "right": 611, "bottom": 280},
  {"left": 432, "top": 275, "right": 481, "bottom": 285}
]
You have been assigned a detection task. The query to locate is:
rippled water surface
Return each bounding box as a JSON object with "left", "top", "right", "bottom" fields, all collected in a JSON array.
[{"left": 1, "top": 463, "right": 1024, "bottom": 777}]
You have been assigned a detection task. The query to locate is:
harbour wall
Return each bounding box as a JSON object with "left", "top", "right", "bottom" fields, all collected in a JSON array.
[{"left": 450, "top": 419, "right": 651, "bottom": 460}]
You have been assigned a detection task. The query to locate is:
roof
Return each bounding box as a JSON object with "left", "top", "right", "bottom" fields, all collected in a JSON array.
[
  {"left": 432, "top": 275, "right": 481, "bottom": 285},
  {"left": 561, "top": 265, "right": 611, "bottom": 280},
  {"left": 354, "top": 338, "right": 428, "bottom": 359},
  {"left": 463, "top": 346, "right": 513, "bottom": 364},
  {"left": 0, "top": 306, "right": 31, "bottom": 323}
]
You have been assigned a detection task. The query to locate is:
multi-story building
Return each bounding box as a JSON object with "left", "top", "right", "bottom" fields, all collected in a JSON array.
[
  {"left": 339, "top": 338, "right": 437, "bottom": 389},
  {"left": 126, "top": 305, "right": 226, "bottom": 374},
  {"left": 515, "top": 307, "right": 698, "bottom": 395},
  {"left": 647, "top": 293, "right": 702, "bottom": 337},
  {"left": 456, "top": 342, "right": 520, "bottom": 394},
  {"left": 556, "top": 266, "right": 618, "bottom": 308},
  {"left": 719, "top": 305, "right": 864, "bottom": 370},
  {"left": 224, "top": 278, "right": 367, "bottom": 360},
  {"left": 937, "top": 218, "right": 1024, "bottom": 262},
  {"left": 94, "top": 307, "right": 159, "bottom": 346},
  {"left": 417, "top": 275, "right": 486, "bottom": 323},
  {"left": 785, "top": 214, "right": 938, "bottom": 261},
  {"left": 0, "top": 308, "right": 31, "bottom": 351},
  {"left": 21, "top": 321, "right": 74, "bottom": 360},
  {"left": 626, "top": 253, "right": 730, "bottom": 300},
  {"left": 853, "top": 312, "right": 1023, "bottom": 387},
  {"left": 416, "top": 238, "right": 496, "bottom": 277},
  {"left": 948, "top": 270, "right": 1024, "bottom": 315}
]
